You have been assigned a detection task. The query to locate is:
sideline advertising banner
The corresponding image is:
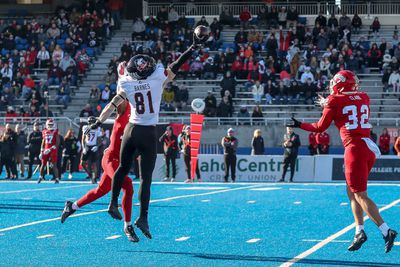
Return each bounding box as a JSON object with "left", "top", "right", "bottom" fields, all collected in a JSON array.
[
  {"left": 154, "top": 155, "right": 315, "bottom": 182},
  {"left": 332, "top": 156, "right": 400, "bottom": 181}
]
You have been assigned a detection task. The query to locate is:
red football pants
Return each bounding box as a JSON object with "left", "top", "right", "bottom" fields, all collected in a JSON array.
[
  {"left": 344, "top": 138, "right": 376, "bottom": 193},
  {"left": 77, "top": 153, "right": 133, "bottom": 222}
]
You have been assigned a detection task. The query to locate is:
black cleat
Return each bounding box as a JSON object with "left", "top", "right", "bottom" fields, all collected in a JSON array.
[
  {"left": 384, "top": 229, "right": 398, "bottom": 253},
  {"left": 61, "top": 201, "right": 76, "bottom": 223},
  {"left": 135, "top": 217, "right": 152, "bottom": 239},
  {"left": 124, "top": 225, "right": 139, "bottom": 242},
  {"left": 54, "top": 178, "right": 60, "bottom": 184},
  {"left": 37, "top": 177, "right": 44, "bottom": 184},
  {"left": 348, "top": 230, "right": 368, "bottom": 251},
  {"left": 107, "top": 203, "right": 122, "bottom": 220}
]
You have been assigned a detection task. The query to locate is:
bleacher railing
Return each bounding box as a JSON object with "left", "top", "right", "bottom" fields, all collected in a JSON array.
[
  {"left": 147, "top": 1, "right": 398, "bottom": 17},
  {"left": 0, "top": 117, "right": 80, "bottom": 133},
  {"left": 158, "top": 117, "right": 400, "bottom": 127}
]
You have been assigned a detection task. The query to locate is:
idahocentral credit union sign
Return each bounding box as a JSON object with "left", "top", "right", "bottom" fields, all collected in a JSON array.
[{"left": 154, "top": 155, "right": 315, "bottom": 182}]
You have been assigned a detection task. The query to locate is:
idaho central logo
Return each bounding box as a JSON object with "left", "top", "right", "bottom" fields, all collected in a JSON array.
[{"left": 136, "top": 58, "right": 148, "bottom": 71}]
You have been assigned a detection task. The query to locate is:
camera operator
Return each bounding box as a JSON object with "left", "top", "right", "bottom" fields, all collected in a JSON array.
[
  {"left": 27, "top": 122, "right": 42, "bottom": 179},
  {"left": 159, "top": 126, "right": 178, "bottom": 182}
]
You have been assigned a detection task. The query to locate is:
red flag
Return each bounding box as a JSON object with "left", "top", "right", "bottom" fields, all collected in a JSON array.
[{"left": 190, "top": 114, "right": 204, "bottom": 179}]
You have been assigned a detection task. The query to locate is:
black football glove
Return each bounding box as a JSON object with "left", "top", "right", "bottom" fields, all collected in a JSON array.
[
  {"left": 84, "top": 119, "right": 102, "bottom": 135},
  {"left": 286, "top": 117, "right": 302, "bottom": 128}
]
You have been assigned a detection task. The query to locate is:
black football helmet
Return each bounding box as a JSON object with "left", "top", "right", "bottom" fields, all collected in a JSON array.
[
  {"left": 126, "top": 54, "right": 156, "bottom": 80},
  {"left": 88, "top": 116, "right": 97, "bottom": 125}
]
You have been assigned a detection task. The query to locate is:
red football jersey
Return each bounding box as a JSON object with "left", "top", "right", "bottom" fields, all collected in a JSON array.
[
  {"left": 42, "top": 129, "right": 58, "bottom": 149},
  {"left": 316, "top": 132, "right": 330, "bottom": 146},
  {"left": 308, "top": 132, "right": 317, "bottom": 146},
  {"left": 107, "top": 103, "right": 131, "bottom": 158},
  {"left": 301, "top": 92, "right": 371, "bottom": 147}
]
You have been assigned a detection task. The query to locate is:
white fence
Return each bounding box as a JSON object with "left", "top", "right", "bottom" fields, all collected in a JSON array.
[{"left": 147, "top": 1, "right": 400, "bottom": 17}]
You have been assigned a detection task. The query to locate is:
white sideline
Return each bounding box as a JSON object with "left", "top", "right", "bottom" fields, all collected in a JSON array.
[
  {"left": 0, "top": 184, "right": 261, "bottom": 233},
  {"left": 280, "top": 197, "right": 400, "bottom": 267},
  {"left": 0, "top": 184, "right": 91, "bottom": 194}
]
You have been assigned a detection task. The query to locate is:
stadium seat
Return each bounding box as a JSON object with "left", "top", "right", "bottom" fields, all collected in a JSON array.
[
  {"left": 57, "top": 39, "right": 65, "bottom": 45},
  {"left": 86, "top": 48, "right": 96, "bottom": 58},
  {"left": 298, "top": 17, "right": 307, "bottom": 25},
  {"left": 109, "top": 83, "right": 117, "bottom": 92},
  {"left": 1, "top": 48, "right": 10, "bottom": 56},
  {"left": 97, "top": 83, "right": 106, "bottom": 91}
]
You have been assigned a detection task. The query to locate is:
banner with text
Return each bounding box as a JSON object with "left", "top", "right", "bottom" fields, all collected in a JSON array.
[
  {"left": 332, "top": 157, "right": 400, "bottom": 181},
  {"left": 154, "top": 155, "right": 315, "bottom": 182}
]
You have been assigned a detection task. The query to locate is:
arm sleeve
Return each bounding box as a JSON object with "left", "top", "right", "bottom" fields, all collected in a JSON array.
[{"left": 300, "top": 105, "right": 335, "bottom": 133}]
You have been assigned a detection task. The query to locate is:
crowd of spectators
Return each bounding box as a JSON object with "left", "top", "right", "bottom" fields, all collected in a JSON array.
[
  {"left": 112, "top": 4, "right": 400, "bottom": 119},
  {"left": 0, "top": 0, "right": 122, "bottom": 119}
]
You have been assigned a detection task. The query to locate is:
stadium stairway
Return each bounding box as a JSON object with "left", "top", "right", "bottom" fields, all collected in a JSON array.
[{"left": 63, "top": 20, "right": 132, "bottom": 118}]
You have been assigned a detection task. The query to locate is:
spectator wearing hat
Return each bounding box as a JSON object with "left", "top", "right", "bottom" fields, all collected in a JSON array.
[
  {"left": 159, "top": 126, "right": 178, "bottom": 182},
  {"left": 27, "top": 122, "right": 43, "bottom": 179},
  {"left": 279, "top": 126, "right": 300, "bottom": 182},
  {"left": 221, "top": 128, "right": 238, "bottom": 182},
  {"left": 251, "top": 129, "right": 264, "bottom": 155},
  {"left": 237, "top": 106, "right": 250, "bottom": 125}
]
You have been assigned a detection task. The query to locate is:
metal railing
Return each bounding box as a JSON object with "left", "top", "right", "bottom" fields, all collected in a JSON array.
[
  {"left": 158, "top": 116, "right": 400, "bottom": 127},
  {"left": 147, "top": 1, "right": 399, "bottom": 17},
  {"left": 0, "top": 117, "right": 80, "bottom": 134}
]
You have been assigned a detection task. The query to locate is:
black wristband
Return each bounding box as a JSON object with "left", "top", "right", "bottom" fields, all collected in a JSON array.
[{"left": 169, "top": 45, "right": 195, "bottom": 74}]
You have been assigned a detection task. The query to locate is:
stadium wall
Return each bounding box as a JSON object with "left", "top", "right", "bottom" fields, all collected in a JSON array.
[{"left": 154, "top": 154, "right": 400, "bottom": 182}]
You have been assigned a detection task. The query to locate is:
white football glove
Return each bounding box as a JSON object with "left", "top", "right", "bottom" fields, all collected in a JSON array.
[
  {"left": 91, "top": 146, "right": 98, "bottom": 152},
  {"left": 39, "top": 153, "right": 43, "bottom": 160},
  {"left": 43, "top": 149, "right": 51, "bottom": 155},
  {"left": 315, "top": 94, "right": 328, "bottom": 108}
]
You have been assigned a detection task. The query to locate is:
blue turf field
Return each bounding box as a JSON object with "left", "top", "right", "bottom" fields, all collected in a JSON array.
[{"left": 0, "top": 179, "right": 399, "bottom": 267}]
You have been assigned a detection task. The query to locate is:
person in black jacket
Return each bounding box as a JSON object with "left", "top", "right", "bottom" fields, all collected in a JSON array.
[
  {"left": 179, "top": 125, "right": 200, "bottom": 183},
  {"left": 15, "top": 124, "right": 27, "bottom": 178},
  {"left": 62, "top": 129, "right": 81, "bottom": 179},
  {"left": 251, "top": 129, "right": 264, "bottom": 155},
  {"left": 221, "top": 128, "right": 238, "bottom": 182},
  {"left": 159, "top": 126, "right": 178, "bottom": 182},
  {"left": 27, "top": 122, "right": 42, "bottom": 179},
  {"left": 0, "top": 124, "right": 18, "bottom": 179},
  {"left": 279, "top": 127, "right": 301, "bottom": 182}
]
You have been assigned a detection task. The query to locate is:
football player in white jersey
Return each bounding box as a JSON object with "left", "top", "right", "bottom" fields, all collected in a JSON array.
[
  {"left": 81, "top": 116, "right": 102, "bottom": 184},
  {"left": 86, "top": 28, "right": 208, "bottom": 239}
]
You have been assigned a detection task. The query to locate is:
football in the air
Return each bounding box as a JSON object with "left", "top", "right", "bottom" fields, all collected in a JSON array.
[
  {"left": 191, "top": 98, "right": 206, "bottom": 113},
  {"left": 194, "top": 25, "right": 210, "bottom": 42}
]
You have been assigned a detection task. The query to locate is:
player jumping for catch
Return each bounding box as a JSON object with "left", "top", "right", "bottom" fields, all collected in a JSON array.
[
  {"left": 85, "top": 26, "right": 208, "bottom": 240},
  {"left": 287, "top": 70, "right": 397, "bottom": 252},
  {"left": 60, "top": 99, "right": 139, "bottom": 242}
]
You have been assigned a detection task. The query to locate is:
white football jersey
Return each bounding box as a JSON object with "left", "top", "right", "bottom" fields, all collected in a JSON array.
[
  {"left": 82, "top": 125, "right": 101, "bottom": 146},
  {"left": 117, "top": 64, "right": 168, "bottom": 125}
]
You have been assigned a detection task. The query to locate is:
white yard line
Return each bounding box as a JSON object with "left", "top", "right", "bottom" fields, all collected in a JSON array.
[
  {"left": 0, "top": 184, "right": 91, "bottom": 194},
  {"left": 36, "top": 234, "right": 54, "bottom": 239},
  {"left": 246, "top": 238, "right": 261, "bottom": 243},
  {"left": 175, "top": 236, "right": 190, "bottom": 241},
  {"left": 280, "top": 197, "right": 400, "bottom": 267},
  {"left": 105, "top": 235, "right": 121, "bottom": 240},
  {"left": 0, "top": 184, "right": 261, "bottom": 233}
]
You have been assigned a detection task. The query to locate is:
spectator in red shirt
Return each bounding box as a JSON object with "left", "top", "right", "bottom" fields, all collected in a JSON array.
[
  {"left": 367, "top": 43, "right": 381, "bottom": 68},
  {"left": 239, "top": 7, "right": 252, "bottom": 29},
  {"left": 22, "top": 74, "right": 35, "bottom": 99},
  {"left": 379, "top": 128, "right": 391, "bottom": 155},
  {"left": 316, "top": 131, "right": 330, "bottom": 154},
  {"left": 308, "top": 132, "right": 318, "bottom": 155},
  {"left": 370, "top": 16, "right": 380, "bottom": 37},
  {"left": 231, "top": 55, "right": 244, "bottom": 78}
]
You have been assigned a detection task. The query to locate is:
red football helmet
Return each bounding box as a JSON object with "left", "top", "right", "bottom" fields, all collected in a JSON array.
[
  {"left": 45, "top": 118, "right": 57, "bottom": 130},
  {"left": 329, "top": 70, "right": 360, "bottom": 95}
]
